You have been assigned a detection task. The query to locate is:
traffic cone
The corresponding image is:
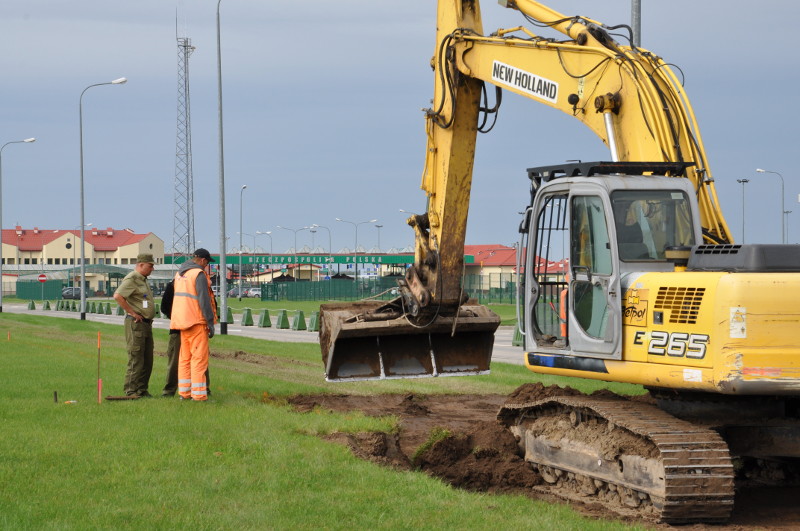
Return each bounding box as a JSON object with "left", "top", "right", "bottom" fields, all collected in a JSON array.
[
  {"left": 276, "top": 310, "right": 290, "bottom": 329},
  {"left": 307, "top": 311, "right": 319, "bottom": 332},
  {"left": 241, "top": 308, "right": 254, "bottom": 326},
  {"left": 291, "top": 310, "right": 307, "bottom": 331},
  {"left": 258, "top": 309, "right": 272, "bottom": 328},
  {"left": 512, "top": 325, "right": 523, "bottom": 347}
]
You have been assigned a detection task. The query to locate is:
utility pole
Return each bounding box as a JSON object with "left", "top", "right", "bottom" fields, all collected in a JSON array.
[
  {"left": 631, "top": 0, "right": 641, "bottom": 47},
  {"left": 736, "top": 179, "right": 749, "bottom": 243},
  {"left": 173, "top": 30, "right": 196, "bottom": 260}
]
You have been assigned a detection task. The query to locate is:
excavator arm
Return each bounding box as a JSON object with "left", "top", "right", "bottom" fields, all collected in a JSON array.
[
  {"left": 320, "top": 0, "right": 732, "bottom": 381},
  {"left": 421, "top": 0, "right": 731, "bottom": 252}
]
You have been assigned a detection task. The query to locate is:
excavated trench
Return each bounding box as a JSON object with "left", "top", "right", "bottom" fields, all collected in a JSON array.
[{"left": 286, "top": 383, "right": 800, "bottom": 529}]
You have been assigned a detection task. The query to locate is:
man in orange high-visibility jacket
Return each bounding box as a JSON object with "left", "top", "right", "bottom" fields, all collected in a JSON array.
[{"left": 170, "top": 248, "right": 217, "bottom": 401}]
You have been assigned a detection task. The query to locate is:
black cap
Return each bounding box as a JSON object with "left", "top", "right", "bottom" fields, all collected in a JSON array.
[{"left": 192, "top": 248, "right": 215, "bottom": 263}]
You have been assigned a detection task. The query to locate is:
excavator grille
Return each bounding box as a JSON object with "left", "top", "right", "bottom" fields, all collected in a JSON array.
[{"left": 654, "top": 286, "right": 705, "bottom": 324}]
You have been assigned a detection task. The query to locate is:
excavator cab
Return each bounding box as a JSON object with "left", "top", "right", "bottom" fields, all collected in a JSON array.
[{"left": 518, "top": 162, "right": 698, "bottom": 361}]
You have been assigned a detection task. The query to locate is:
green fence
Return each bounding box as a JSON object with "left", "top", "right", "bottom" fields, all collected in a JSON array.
[
  {"left": 15, "top": 274, "right": 520, "bottom": 305},
  {"left": 257, "top": 273, "right": 519, "bottom": 304},
  {"left": 15, "top": 280, "right": 68, "bottom": 300},
  {"left": 260, "top": 277, "right": 400, "bottom": 302},
  {"left": 463, "top": 273, "right": 517, "bottom": 304}
]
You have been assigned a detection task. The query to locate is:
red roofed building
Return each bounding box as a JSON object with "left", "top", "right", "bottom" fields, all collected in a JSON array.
[
  {"left": 464, "top": 244, "right": 569, "bottom": 300},
  {"left": 1, "top": 226, "right": 164, "bottom": 267},
  {"left": 466, "top": 244, "right": 518, "bottom": 271}
]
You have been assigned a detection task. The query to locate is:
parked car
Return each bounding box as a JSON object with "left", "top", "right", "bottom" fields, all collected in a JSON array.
[
  {"left": 247, "top": 288, "right": 262, "bottom": 299},
  {"left": 62, "top": 287, "right": 81, "bottom": 299},
  {"left": 227, "top": 287, "right": 249, "bottom": 298}
]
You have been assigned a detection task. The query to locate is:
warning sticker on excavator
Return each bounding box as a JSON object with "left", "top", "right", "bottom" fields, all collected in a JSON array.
[
  {"left": 730, "top": 307, "right": 746, "bottom": 339},
  {"left": 492, "top": 61, "right": 558, "bottom": 104}
]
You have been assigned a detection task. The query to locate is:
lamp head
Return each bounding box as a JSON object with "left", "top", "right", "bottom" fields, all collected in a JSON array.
[
  {"left": 756, "top": 168, "right": 765, "bottom": 173},
  {"left": 111, "top": 77, "right": 127, "bottom": 85},
  {"left": 23, "top": 138, "right": 35, "bottom": 143}
]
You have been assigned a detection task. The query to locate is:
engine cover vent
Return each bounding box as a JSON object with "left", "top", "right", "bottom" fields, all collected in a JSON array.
[
  {"left": 654, "top": 287, "right": 705, "bottom": 324},
  {"left": 694, "top": 244, "right": 742, "bottom": 255},
  {"left": 688, "top": 244, "right": 800, "bottom": 272}
]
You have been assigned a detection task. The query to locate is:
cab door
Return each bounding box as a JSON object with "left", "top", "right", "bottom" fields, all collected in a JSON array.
[
  {"left": 525, "top": 181, "right": 622, "bottom": 360},
  {"left": 568, "top": 192, "right": 621, "bottom": 358}
]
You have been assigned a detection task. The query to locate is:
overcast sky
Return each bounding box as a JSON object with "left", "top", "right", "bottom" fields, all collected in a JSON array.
[{"left": 1, "top": 1, "right": 798, "bottom": 256}]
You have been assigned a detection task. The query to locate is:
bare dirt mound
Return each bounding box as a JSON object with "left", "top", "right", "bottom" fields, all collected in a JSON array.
[{"left": 286, "top": 383, "right": 800, "bottom": 529}]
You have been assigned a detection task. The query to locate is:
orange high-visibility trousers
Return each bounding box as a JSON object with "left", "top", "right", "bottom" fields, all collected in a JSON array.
[
  {"left": 558, "top": 287, "right": 568, "bottom": 338},
  {"left": 178, "top": 323, "right": 209, "bottom": 401}
]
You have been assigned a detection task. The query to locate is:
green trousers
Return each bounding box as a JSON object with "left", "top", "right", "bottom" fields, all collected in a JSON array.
[
  {"left": 163, "top": 331, "right": 181, "bottom": 396},
  {"left": 123, "top": 318, "right": 154, "bottom": 396}
]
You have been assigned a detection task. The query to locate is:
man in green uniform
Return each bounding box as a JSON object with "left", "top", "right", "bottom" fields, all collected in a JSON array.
[{"left": 113, "top": 253, "right": 156, "bottom": 398}]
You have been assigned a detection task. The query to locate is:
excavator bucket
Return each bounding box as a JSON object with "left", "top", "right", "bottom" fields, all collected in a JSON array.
[{"left": 320, "top": 300, "right": 501, "bottom": 382}]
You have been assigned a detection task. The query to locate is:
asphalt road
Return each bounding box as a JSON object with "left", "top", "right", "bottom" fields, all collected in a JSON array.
[{"left": 2, "top": 301, "right": 526, "bottom": 366}]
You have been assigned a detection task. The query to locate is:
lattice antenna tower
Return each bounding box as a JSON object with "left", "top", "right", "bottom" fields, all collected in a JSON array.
[{"left": 173, "top": 26, "right": 196, "bottom": 260}]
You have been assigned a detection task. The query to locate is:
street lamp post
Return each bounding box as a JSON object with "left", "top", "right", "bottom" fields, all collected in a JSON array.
[
  {"left": 256, "top": 230, "right": 273, "bottom": 287},
  {"left": 216, "top": 0, "right": 229, "bottom": 334},
  {"left": 786, "top": 211, "right": 793, "bottom": 243},
  {"left": 79, "top": 78, "right": 126, "bottom": 320},
  {"left": 756, "top": 168, "right": 786, "bottom": 244},
  {"left": 375, "top": 224, "right": 383, "bottom": 252},
  {"left": 256, "top": 230, "right": 273, "bottom": 269},
  {"left": 736, "top": 179, "right": 749, "bottom": 244},
  {"left": 277, "top": 225, "right": 309, "bottom": 281},
  {"left": 336, "top": 218, "right": 377, "bottom": 295},
  {"left": 0, "top": 137, "right": 35, "bottom": 313},
  {"left": 238, "top": 184, "right": 247, "bottom": 300},
  {"left": 311, "top": 224, "right": 332, "bottom": 282},
  {"left": 73, "top": 223, "right": 92, "bottom": 289},
  {"left": 311, "top": 224, "right": 331, "bottom": 255},
  {"left": 239, "top": 232, "right": 256, "bottom": 252}
]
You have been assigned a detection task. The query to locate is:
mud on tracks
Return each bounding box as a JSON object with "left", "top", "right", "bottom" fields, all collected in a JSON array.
[{"left": 286, "top": 383, "right": 800, "bottom": 529}]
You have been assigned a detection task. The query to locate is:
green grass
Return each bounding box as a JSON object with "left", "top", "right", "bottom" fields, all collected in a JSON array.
[{"left": 0, "top": 313, "right": 644, "bottom": 530}]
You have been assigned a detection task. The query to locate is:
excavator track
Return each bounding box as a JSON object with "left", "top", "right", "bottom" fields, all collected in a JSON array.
[{"left": 498, "top": 395, "right": 734, "bottom": 524}]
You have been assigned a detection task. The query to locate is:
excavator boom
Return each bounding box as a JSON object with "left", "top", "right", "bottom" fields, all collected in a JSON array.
[{"left": 321, "top": 0, "right": 732, "bottom": 381}]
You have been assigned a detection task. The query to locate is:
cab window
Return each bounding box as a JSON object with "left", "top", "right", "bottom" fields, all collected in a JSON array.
[{"left": 611, "top": 190, "right": 695, "bottom": 261}]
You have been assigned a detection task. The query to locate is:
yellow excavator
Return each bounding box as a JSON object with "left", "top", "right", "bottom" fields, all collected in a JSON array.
[{"left": 320, "top": 0, "right": 800, "bottom": 523}]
